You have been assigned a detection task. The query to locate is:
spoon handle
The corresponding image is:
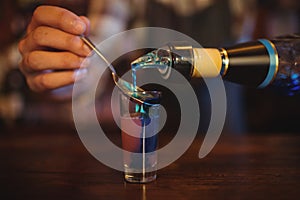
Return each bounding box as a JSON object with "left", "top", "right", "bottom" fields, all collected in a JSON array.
[{"left": 80, "top": 36, "right": 117, "bottom": 74}]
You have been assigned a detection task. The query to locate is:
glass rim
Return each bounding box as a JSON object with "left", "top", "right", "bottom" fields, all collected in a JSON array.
[{"left": 120, "top": 90, "right": 162, "bottom": 105}]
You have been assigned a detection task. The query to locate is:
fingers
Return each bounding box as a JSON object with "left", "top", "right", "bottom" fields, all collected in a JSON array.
[
  {"left": 25, "top": 69, "right": 88, "bottom": 92},
  {"left": 19, "top": 50, "right": 90, "bottom": 92},
  {"left": 20, "top": 51, "right": 88, "bottom": 73},
  {"left": 27, "top": 5, "right": 87, "bottom": 35},
  {"left": 18, "top": 5, "right": 93, "bottom": 93},
  {"left": 19, "top": 26, "right": 91, "bottom": 56}
]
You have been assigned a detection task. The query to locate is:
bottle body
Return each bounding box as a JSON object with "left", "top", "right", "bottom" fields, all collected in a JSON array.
[{"left": 269, "top": 36, "right": 300, "bottom": 95}]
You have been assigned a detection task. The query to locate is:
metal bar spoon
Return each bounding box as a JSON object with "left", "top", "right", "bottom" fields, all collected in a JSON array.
[{"left": 80, "top": 36, "right": 160, "bottom": 105}]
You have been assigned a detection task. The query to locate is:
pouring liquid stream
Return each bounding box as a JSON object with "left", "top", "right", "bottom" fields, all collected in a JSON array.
[
  {"left": 131, "top": 50, "right": 165, "bottom": 111},
  {"left": 131, "top": 49, "right": 171, "bottom": 81},
  {"left": 130, "top": 50, "right": 167, "bottom": 182}
]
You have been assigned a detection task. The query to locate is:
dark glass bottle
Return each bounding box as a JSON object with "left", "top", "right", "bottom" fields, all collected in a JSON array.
[{"left": 132, "top": 34, "right": 300, "bottom": 95}]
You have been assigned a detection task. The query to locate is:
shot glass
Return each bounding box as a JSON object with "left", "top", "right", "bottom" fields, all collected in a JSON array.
[{"left": 119, "top": 91, "right": 161, "bottom": 183}]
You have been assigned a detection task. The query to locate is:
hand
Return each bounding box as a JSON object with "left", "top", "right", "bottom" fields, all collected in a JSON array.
[{"left": 18, "top": 5, "right": 91, "bottom": 93}]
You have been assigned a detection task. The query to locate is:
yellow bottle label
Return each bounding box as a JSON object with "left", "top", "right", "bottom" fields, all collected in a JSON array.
[{"left": 192, "top": 48, "right": 222, "bottom": 78}]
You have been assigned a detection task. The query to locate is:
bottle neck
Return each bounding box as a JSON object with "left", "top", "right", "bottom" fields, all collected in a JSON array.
[
  {"left": 191, "top": 39, "right": 279, "bottom": 88},
  {"left": 164, "top": 39, "right": 279, "bottom": 88},
  {"left": 220, "top": 39, "right": 279, "bottom": 88}
]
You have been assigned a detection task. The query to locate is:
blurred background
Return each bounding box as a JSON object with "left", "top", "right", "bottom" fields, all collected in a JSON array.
[{"left": 0, "top": 0, "right": 300, "bottom": 134}]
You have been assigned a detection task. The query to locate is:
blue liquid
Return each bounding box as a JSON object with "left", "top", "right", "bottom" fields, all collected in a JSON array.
[
  {"left": 131, "top": 50, "right": 171, "bottom": 72},
  {"left": 121, "top": 112, "right": 158, "bottom": 183},
  {"left": 131, "top": 49, "right": 171, "bottom": 88},
  {"left": 131, "top": 50, "right": 168, "bottom": 109}
]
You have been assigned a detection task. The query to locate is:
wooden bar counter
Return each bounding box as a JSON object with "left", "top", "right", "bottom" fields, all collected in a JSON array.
[{"left": 1, "top": 125, "right": 300, "bottom": 199}]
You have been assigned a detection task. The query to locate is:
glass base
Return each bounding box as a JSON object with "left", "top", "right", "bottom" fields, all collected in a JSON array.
[{"left": 124, "top": 172, "right": 157, "bottom": 183}]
